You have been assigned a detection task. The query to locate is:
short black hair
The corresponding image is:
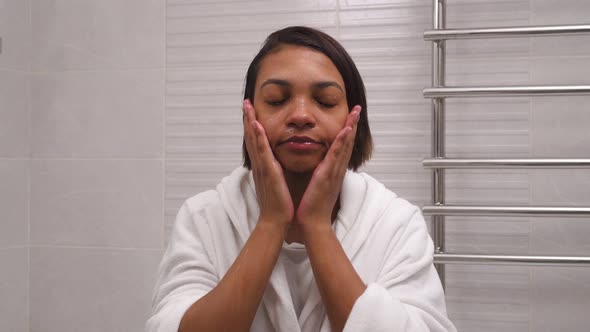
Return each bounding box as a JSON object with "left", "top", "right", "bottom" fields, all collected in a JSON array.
[{"left": 242, "top": 26, "right": 372, "bottom": 170}]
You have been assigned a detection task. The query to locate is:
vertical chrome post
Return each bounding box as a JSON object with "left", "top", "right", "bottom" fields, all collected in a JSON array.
[{"left": 432, "top": 0, "right": 446, "bottom": 288}]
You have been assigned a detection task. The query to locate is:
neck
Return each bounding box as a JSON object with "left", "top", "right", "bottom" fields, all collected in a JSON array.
[
  {"left": 282, "top": 169, "right": 341, "bottom": 244},
  {"left": 283, "top": 169, "right": 341, "bottom": 223},
  {"left": 283, "top": 170, "right": 312, "bottom": 210}
]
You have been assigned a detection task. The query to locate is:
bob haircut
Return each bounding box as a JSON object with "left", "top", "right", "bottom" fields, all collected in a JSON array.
[{"left": 242, "top": 26, "right": 373, "bottom": 171}]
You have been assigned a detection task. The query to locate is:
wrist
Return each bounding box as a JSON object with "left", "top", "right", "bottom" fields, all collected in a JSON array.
[
  {"left": 301, "top": 221, "right": 333, "bottom": 240},
  {"left": 257, "top": 217, "right": 290, "bottom": 239}
]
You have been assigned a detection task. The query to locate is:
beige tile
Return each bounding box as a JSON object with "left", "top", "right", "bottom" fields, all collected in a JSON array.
[
  {"left": 30, "top": 247, "right": 162, "bottom": 332},
  {"left": 31, "top": 159, "right": 163, "bottom": 248},
  {"left": 0, "top": 70, "right": 30, "bottom": 157},
  {"left": 0, "top": 248, "right": 29, "bottom": 332},
  {"left": 0, "top": 160, "right": 29, "bottom": 247},
  {"left": 0, "top": 0, "right": 31, "bottom": 71},
  {"left": 31, "top": 0, "right": 165, "bottom": 70},
  {"left": 31, "top": 70, "right": 163, "bottom": 158}
]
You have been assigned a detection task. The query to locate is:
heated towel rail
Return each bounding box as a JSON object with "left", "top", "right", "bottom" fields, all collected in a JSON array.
[{"left": 424, "top": 0, "right": 590, "bottom": 287}]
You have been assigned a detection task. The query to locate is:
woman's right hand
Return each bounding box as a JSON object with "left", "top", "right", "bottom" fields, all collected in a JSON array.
[{"left": 243, "top": 99, "right": 294, "bottom": 232}]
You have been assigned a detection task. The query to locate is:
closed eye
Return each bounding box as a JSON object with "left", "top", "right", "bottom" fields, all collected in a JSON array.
[
  {"left": 266, "top": 99, "right": 286, "bottom": 106},
  {"left": 317, "top": 100, "right": 337, "bottom": 108}
]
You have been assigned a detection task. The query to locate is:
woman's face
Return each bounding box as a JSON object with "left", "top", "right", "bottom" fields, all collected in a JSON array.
[{"left": 253, "top": 44, "right": 349, "bottom": 174}]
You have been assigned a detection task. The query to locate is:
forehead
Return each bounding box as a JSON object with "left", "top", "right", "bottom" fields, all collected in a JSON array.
[{"left": 256, "top": 45, "right": 345, "bottom": 88}]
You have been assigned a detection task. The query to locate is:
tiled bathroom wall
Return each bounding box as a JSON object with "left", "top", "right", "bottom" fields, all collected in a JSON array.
[
  {"left": 1, "top": 0, "right": 588, "bottom": 331},
  {"left": 26, "top": 0, "right": 166, "bottom": 328},
  {"left": 0, "top": 0, "right": 31, "bottom": 331},
  {"left": 0, "top": 0, "right": 166, "bottom": 331}
]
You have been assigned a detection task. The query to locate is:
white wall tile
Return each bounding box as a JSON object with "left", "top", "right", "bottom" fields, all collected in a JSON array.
[
  {"left": 31, "top": 159, "right": 163, "bottom": 248},
  {"left": 167, "top": 0, "right": 337, "bottom": 17},
  {"left": 445, "top": 0, "right": 529, "bottom": 28},
  {"left": 529, "top": 14, "right": 590, "bottom": 320},
  {"left": 529, "top": 169, "right": 590, "bottom": 329},
  {"left": 30, "top": 247, "right": 162, "bottom": 332},
  {"left": 0, "top": 0, "right": 31, "bottom": 71},
  {"left": 0, "top": 160, "right": 29, "bottom": 247},
  {"left": 30, "top": 0, "right": 165, "bottom": 70},
  {"left": 531, "top": 268, "right": 590, "bottom": 332},
  {"left": 531, "top": 0, "right": 590, "bottom": 25},
  {"left": 531, "top": 96, "right": 590, "bottom": 158},
  {"left": 0, "top": 248, "right": 28, "bottom": 332},
  {"left": 0, "top": 70, "right": 30, "bottom": 157},
  {"left": 531, "top": 57, "right": 590, "bottom": 85},
  {"left": 445, "top": 264, "right": 530, "bottom": 332},
  {"left": 31, "top": 70, "right": 164, "bottom": 158}
]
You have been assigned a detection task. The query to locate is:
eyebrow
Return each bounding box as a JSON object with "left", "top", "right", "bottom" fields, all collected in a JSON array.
[
  {"left": 313, "top": 81, "right": 344, "bottom": 92},
  {"left": 260, "top": 79, "right": 344, "bottom": 92}
]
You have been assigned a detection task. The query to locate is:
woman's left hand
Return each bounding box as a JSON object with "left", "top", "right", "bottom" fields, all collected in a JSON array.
[{"left": 296, "top": 106, "right": 361, "bottom": 231}]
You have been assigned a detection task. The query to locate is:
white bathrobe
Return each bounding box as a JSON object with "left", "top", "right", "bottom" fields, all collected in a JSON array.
[{"left": 146, "top": 167, "right": 456, "bottom": 332}]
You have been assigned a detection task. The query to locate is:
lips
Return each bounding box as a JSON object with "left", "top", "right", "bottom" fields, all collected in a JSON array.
[
  {"left": 279, "top": 135, "right": 324, "bottom": 152},
  {"left": 281, "top": 135, "right": 321, "bottom": 145}
]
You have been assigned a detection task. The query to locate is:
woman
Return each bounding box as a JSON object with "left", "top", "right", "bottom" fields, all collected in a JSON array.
[{"left": 147, "top": 26, "right": 456, "bottom": 332}]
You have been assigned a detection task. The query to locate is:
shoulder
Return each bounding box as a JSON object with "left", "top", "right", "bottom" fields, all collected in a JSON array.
[
  {"left": 170, "top": 190, "right": 226, "bottom": 236},
  {"left": 358, "top": 171, "right": 421, "bottom": 220},
  {"left": 355, "top": 171, "right": 426, "bottom": 236},
  {"left": 184, "top": 190, "right": 223, "bottom": 215}
]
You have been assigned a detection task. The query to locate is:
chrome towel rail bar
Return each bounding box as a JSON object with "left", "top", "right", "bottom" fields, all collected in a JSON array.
[
  {"left": 425, "top": 0, "right": 590, "bottom": 290},
  {"left": 434, "top": 254, "right": 590, "bottom": 267},
  {"left": 424, "top": 85, "right": 590, "bottom": 98},
  {"left": 423, "top": 205, "right": 590, "bottom": 217},
  {"left": 424, "top": 24, "right": 590, "bottom": 40},
  {"left": 422, "top": 158, "right": 590, "bottom": 169}
]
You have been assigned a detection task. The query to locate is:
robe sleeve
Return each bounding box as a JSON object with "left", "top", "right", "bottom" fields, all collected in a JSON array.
[
  {"left": 145, "top": 199, "right": 220, "bottom": 332},
  {"left": 343, "top": 207, "right": 457, "bottom": 332}
]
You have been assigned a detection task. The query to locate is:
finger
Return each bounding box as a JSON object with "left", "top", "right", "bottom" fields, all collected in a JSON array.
[
  {"left": 346, "top": 105, "right": 361, "bottom": 152},
  {"left": 252, "top": 121, "right": 277, "bottom": 170},
  {"left": 327, "top": 106, "right": 361, "bottom": 165},
  {"left": 343, "top": 105, "right": 362, "bottom": 130},
  {"left": 340, "top": 105, "right": 361, "bottom": 163},
  {"left": 242, "top": 101, "right": 252, "bottom": 155},
  {"left": 242, "top": 100, "right": 259, "bottom": 167}
]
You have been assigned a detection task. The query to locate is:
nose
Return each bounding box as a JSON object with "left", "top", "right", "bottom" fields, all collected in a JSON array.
[{"left": 286, "top": 99, "right": 316, "bottom": 130}]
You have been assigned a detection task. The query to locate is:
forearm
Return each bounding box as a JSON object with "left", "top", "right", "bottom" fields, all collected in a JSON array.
[
  {"left": 179, "top": 221, "right": 285, "bottom": 332},
  {"left": 304, "top": 223, "right": 367, "bottom": 332}
]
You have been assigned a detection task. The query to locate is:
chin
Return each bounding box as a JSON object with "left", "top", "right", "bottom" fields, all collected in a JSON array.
[{"left": 279, "top": 156, "right": 321, "bottom": 174}]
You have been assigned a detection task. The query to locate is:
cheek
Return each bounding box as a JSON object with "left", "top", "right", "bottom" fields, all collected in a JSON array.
[
  {"left": 258, "top": 113, "right": 282, "bottom": 144},
  {"left": 323, "top": 110, "right": 349, "bottom": 141}
]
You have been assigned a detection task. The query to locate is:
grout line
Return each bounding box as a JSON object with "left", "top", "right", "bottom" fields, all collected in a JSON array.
[
  {"left": 28, "top": 67, "right": 166, "bottom": 74},
  {"left": 9, "top": 157, "right": 165, "bottom": 161},
  {"left": 0, "top": 245, "right": 29, "bottom": 250},
  {"left": 527, "top": 2, "right": 534, "bottom": 331},
  {"left": 0, "top": 68, "right": 30, "bottom": 73},
  {"left": 27, "top": 0, "right": 32, "bottom": 329},
  {"left": 29, "top": 244, "right": 163, "bottom": 251}
]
